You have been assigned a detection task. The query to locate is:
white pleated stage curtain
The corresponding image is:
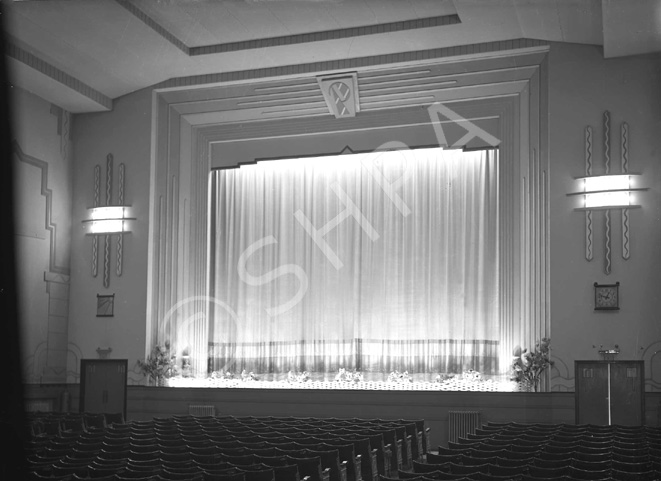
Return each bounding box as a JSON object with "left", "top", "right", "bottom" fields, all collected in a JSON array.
[{"left": 205, "top": 147, "right": 499, "bottom": 379}]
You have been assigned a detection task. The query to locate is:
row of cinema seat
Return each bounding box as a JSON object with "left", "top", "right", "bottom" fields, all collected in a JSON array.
[
  {"left": 25, "top": 413, "right": 430, "bottom": 481},
  {"left": 391, "top": 421, "right": 661, "bottom": 481},
  {"left": 27, "top": 412, "right": 125, "bottom": 439}
]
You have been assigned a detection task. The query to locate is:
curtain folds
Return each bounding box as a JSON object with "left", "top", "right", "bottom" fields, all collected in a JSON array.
[{"left": 203, "top": 147, "right": 499, "bottom": 377}]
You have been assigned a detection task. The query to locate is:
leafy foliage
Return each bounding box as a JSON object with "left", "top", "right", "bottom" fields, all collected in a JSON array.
[
  {"left": 335, "top": 368, "right": 363, "bottom": 383},
  {"left": 287, "top": 370, "right": 311, "bottom": 383},
  {"left": 137, "top": 341, "right": 177, "bottom": 381},
  {"left": 511, "top": 338, "right": 553, "bottom": 390}
]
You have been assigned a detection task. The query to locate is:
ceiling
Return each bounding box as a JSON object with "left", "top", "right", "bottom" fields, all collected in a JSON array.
[{"left": 2, "top": 0, "right": 660, "bottom": 113}]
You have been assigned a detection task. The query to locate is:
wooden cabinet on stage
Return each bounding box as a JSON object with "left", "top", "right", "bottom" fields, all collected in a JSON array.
[
  {"left": 575, "top": 360, "right": 644, "bottom": 425},
  {"left": 80, "top": 359, "right": 127, "bottom": 418}
]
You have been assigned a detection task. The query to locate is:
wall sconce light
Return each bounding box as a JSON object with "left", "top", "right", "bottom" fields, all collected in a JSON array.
[
  {"left": 82, "top": 206, "right": 135, "bottom": 234},
  {"left": 568, "top": 174, "right": 646, "bottom": 210},
  {"left": 568, "top": 112, "right": 647, "bottom": 275},
  {"left": 84, "top": 154, "right": 134, "bottom": 288}
]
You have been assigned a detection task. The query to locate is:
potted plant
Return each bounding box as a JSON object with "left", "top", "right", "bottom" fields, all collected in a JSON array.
[
  {"left": 511, "top": 338, "right": 553, "bottom": 392},
  {"left": 137, "top": 341, "right": 177, "bottom": 386}
]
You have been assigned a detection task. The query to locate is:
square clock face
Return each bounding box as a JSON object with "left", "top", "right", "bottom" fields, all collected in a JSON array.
[{"left": 594, "top": 282, "right": 619, "bottom": 310}]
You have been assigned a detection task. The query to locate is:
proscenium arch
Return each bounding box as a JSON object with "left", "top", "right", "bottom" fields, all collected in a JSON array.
[{"left": 147, "top": 45, "right": 550, "bottom": 389}]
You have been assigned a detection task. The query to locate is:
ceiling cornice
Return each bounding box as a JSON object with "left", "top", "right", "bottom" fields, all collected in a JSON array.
[
  {"left": 5, "top": 35, "right": 112, "bottom": 112},
  {"left": 115, "top": 0, "right": 461, "bottom": 57},
  {"left": 114, "top": 0, "right": 188, "bottom": 53},
  {"left": 154, "top": 38, "right": 549, "bottom": 91}
]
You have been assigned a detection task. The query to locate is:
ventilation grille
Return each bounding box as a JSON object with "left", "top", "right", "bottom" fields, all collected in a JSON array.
[
  {"left": 448, "top": 411, "right": 481, "bottom": 443},
  {"left": 188, "top": 404, "right": 215, "bottom": 417}
]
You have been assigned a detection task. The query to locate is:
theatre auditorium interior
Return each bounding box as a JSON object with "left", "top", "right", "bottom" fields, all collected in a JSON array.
[{"left": 1, "top": 0, "right": 661, "bottom": 480}]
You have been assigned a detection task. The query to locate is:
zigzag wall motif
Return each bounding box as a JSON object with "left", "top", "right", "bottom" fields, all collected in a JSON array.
[
  {"left": 622, "top": 208, "right": 630, "bottom": 259},
  {"left": 603, "top": 111, "right": 611, "bottom": 174},
  {"left": 605, "top": 210, "right": 612, "bottom": 275},
  {"left": 103, "top": 155, "right": 113, "bottom": 288},
  {"left": 92, "top": 165, "right": 100, "bottom": 277},
  {"left": 621, "top": 123, "right": 631, "bottom": 260},
  {"left": 584, "top": 127, "right": 593, "bottom": 261},
  {"left": 14, "top": 140, "right": 71, "bottom": 383},
  {"left": 103, "top": 234, "right": 111, "bottom": 288},
  {"left": 13, "top": 141, "right": 70, "bottom": 275},
  {"left": 117, "top": 163, "right": 125, "bottom": 277},
  {"left": 603, "top": 112, "right": 612, "bottom": 275}
]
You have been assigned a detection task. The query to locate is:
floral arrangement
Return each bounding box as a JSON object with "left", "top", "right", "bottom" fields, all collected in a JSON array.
[
  {"left": 210, "top": 370, "right": 235, "bottom": 380},
  {"left": 335, "top": 368, "right": 363, "bottom": 383},
  {"left": 388, "top": 370, "right": 413, "bottom": 383},
  {"left": 462, "top": 369, "right": 482, "bottom": 381},
  {"left": 137, "top": 341, "right": 177, "bottom": 384},
  {"left": 287, "top": 370, "right": 311, "bottom": 383},
  {"left": 241, "top": 369, "right": 259, "bottom": 381},
  {"left": 511, "top": 338, "right": 553, "bottom": 391},
  {"left": 435, "top": 373, "right": 455, "bottom": 383}
]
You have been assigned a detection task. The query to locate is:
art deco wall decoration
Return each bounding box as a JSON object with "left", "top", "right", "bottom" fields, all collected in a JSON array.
[
  {"left": 568, "top": 111, "right": 647, "bottom": 275},
  {"left": 96, "top": 293, "right": 115, "bottom": 317},
  {"left": 317, "top": 73, "right": 360, "bottom": 118},
  {"left": 82, "top": 154, "right": 134, "bottom": 287}
]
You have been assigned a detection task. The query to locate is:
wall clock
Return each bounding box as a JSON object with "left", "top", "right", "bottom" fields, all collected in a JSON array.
[{"left": 594, "top": 282, "right": 619, "bottom": 311}]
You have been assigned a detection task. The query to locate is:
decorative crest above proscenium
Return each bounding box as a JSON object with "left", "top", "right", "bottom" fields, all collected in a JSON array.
[{"left": 317, "top": 73, "right": 360, "bottom": 119}]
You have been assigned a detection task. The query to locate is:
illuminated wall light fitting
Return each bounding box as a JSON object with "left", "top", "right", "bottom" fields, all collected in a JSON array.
[
  {"left": 568, "top": 174, "right": 646, "bottom": 210},
  {"left": 83, "top": 206, "right": 135, "bottom": 234},
  {"left": 85, "top": 155, "right": 133, "bottom": 287},
  {"left": 570, "top": 112, "right": 648, "bottom": 275}
]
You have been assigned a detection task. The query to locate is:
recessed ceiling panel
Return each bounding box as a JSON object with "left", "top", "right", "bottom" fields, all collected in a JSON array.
[{"left": 134, "top": 0, "right": 458, "bottom": 47}]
